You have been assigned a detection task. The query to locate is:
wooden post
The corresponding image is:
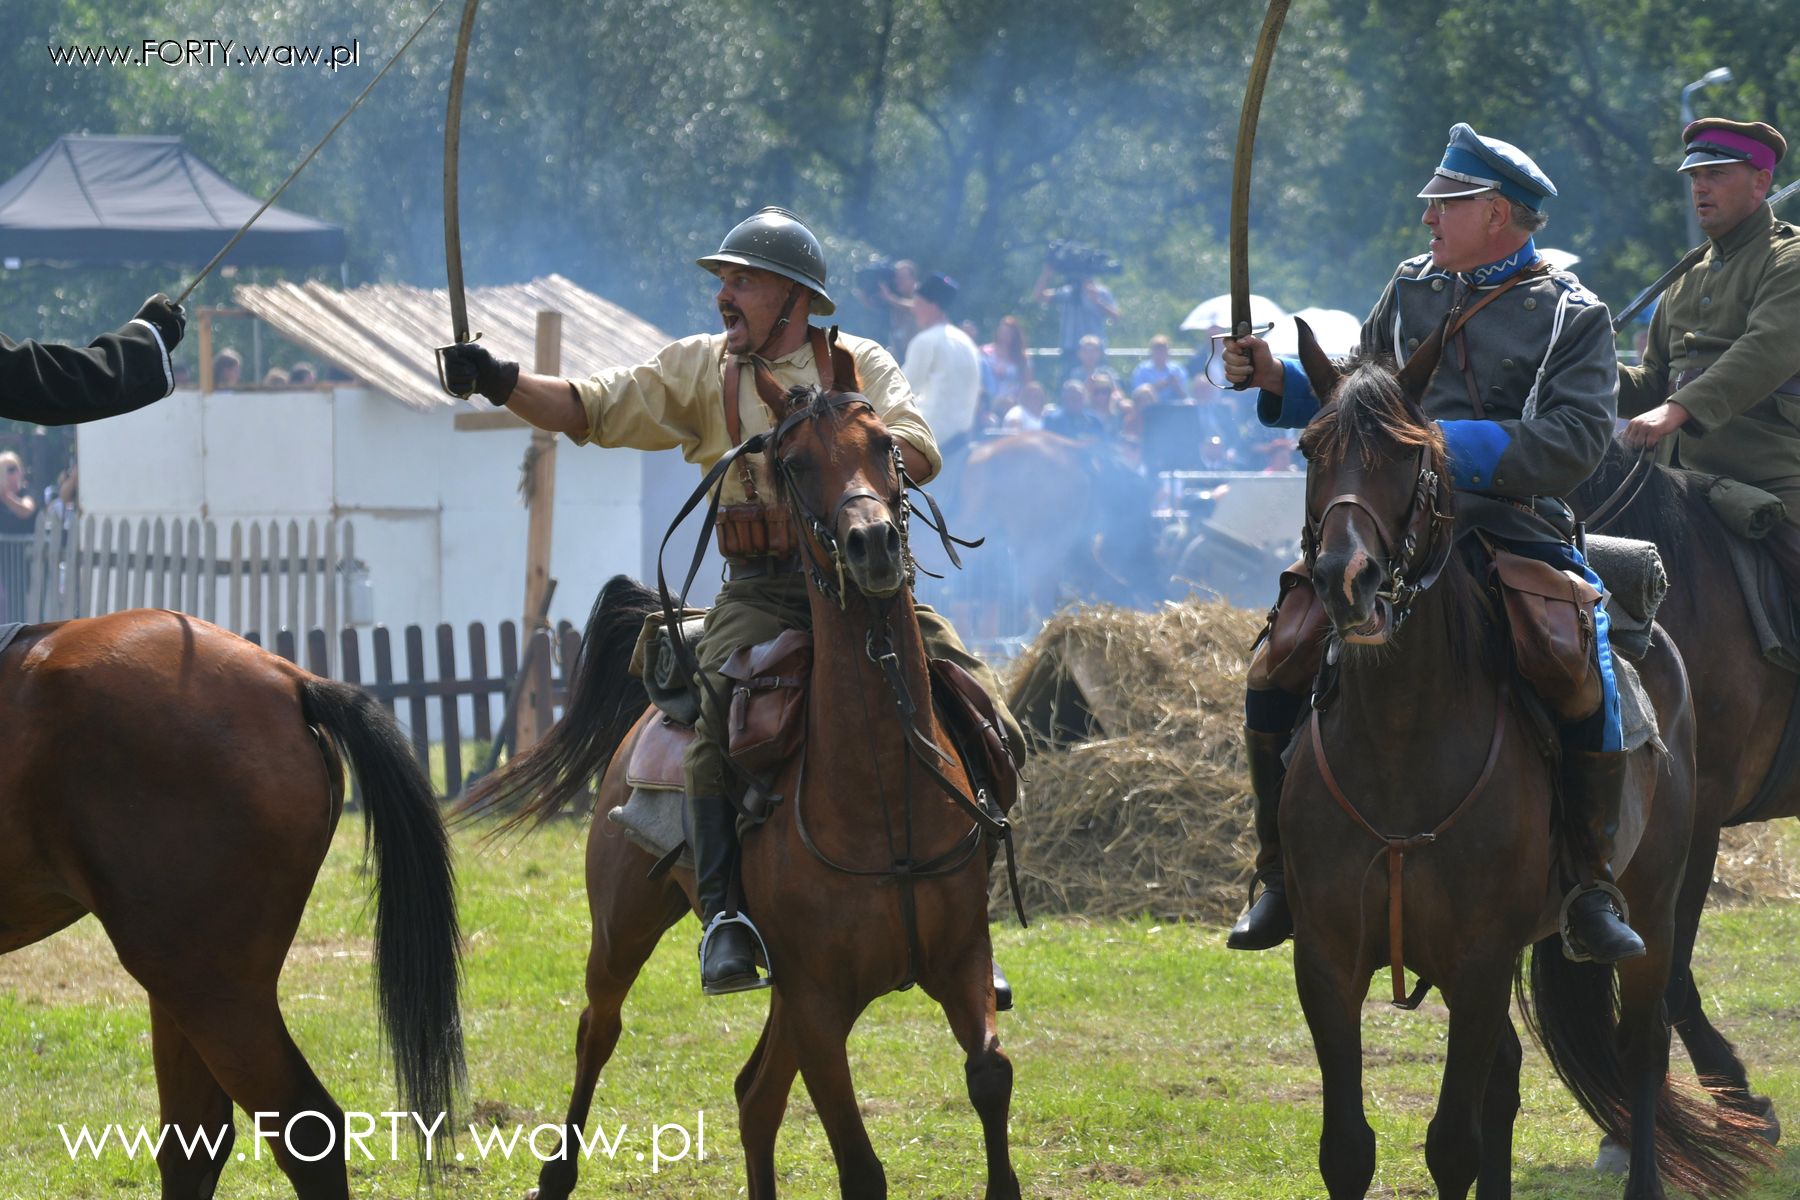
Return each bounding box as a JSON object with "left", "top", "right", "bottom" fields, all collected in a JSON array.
[
  {"left": 514, "top": 310, "right": 561, "bottom": 751},
  {"left": 197, "top": 310, "right": 214, "bottom": 392}
]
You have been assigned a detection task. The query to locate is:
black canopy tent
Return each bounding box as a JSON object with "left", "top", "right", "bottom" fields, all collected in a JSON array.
[{"left": 0, "top": 134, "right": 345, "bottom": 268}]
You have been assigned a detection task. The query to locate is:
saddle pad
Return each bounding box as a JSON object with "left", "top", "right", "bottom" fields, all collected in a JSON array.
[
  {"left": 606, "top": 787, "right": 693, "bottom": 872},
  {"left": 625, "top": 713, "right": 695, "bottom": 790},
  {"left": 0, "top": 623, "right": 23, "bottom": 660},
  {"left": 1613, "top": 653, "right": 1661, "bottom": 758},
  {"left": 1723, "top": 534, "right": 1800, "bottom": 674}
]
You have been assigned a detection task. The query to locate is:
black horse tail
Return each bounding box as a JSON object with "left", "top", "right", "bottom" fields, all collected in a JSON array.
[
  {"left": 457, "top": 574, "right": 658, "bottom": 834},
  {"left": 1519, "top": 935, "right": 1769, "bottom": 1196},
  {"left": 301, "top": 678, "right": 466, "bottom": 1145}
]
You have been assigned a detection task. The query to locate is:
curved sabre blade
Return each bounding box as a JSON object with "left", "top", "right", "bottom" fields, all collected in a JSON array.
[{"left": 1228, "top": 0, "right": 1292, "bottom": 357}]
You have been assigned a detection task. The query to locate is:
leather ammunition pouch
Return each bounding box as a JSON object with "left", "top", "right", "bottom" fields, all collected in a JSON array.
[
  {"left": 718, "top": 629, "right": 812, "bottom": 772},
  {"left": 715, "top": 503, "right": 798, "bottom": 561},
  {"left": 1248, "top": 558, "right": 1330, "bottom": 695},
  {"left": 1490, "top": 547, "right": 1602, "bottom": 722}
]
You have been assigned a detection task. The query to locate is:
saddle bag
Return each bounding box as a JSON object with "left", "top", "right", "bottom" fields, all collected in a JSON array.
[
  {"left": 1489, "top": 547, "right": 1602, "bottom": 722},
  {"left": 1247, "top": 558, "right": 1330, "bottom": 695},
  {"left": 718, "top": 628, "right": 813, "bottom": 772},
  {"left": 929, "top": 658, "right": 1021, "bottom": 814},
  {"left": 716, "top": 503, "right": 798, "bottom": 561}
]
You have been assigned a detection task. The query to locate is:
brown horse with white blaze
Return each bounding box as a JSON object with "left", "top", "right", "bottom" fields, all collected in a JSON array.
[
  {"left": 468, "top": 381, "right": 1018, "bottom": 1200},
  {"left": 1282, "top": 326, "right": 1768, "bottom": 1199},
  {"left": 0, "top": 609, "right": 464, "bottom": 1199}
]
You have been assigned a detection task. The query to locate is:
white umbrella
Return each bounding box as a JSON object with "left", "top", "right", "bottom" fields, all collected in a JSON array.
[
  {"left": 1179, "top": 292, "right": 1286, "bottom": 332},
  {"left": 1266, "top": 307, "right": 1362, "bottom": 357},
  {"left": 1537, "top": 246, "right": 1580, "bottom": 272}
]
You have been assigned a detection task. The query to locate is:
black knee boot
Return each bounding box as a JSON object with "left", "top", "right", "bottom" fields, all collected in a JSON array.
[
  {"left": 1559, "top": 750, "right": 1647, "bottom": 964},
  {"left": 1228, "top": 728, "right": 1294, "bottom": 950},
  {"left": 689, "top": 793, "right": 769, "bottom": 994}
]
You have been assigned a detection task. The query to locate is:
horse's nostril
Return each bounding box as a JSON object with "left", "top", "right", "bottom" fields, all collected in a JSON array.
[
  {"left": 884, "top": 525, "right": 901, "bottom": 557},
  {"left": 845, "top": 526, "right": 869, "bottom": 561}
]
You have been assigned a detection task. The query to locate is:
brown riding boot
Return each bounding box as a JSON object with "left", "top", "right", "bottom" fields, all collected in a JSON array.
[
  {"left": 1559, "top": 750, "right": 1647, "bottom": 964},
  {"left": 1228, "top": 728, "right": 1293, "bottom": 950}
]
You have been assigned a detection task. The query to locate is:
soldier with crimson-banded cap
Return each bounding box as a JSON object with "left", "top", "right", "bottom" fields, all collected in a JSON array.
[
  {"left": 440, "top": 208, "right": 1022, "bottom": 997},
  {"left": 1620, "top": 119, "right": 1800, "bottom": 584},
  {"left": 1224, "top": 124, "right": 1641, "bottom": 964}
]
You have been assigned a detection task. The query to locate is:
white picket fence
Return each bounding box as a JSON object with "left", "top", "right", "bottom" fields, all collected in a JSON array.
[{"left": 1, "top": 513, "right": 358, "bottom": 670}]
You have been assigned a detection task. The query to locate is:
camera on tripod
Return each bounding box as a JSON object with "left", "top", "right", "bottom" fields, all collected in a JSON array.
[
  {"left": 1044, "top": 239, "right": 1121, "bottom": 281},
  {"left": 854, "top": 255, "right": 897, "bottom": 295}
]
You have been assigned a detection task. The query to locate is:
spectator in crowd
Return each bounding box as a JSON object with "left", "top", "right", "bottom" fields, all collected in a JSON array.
[
  {"left": 289, "top": 361, "right": 318, "bottom": 386},
  {"left": 1130, "top": 334, "right": 1190, "bottom": 402},
  {"left": 1035, "top": 264, "right": 1119, "bottom": 364},
  {"left": 982, "top": 315, "right": 1030, "bottom": 411},
  {"left": 901, "top": 273, "right": 982, "bottom": 453},
  {"left": 1042, "top": 379, "right": 1107, "bottom": 441},
  {"left": 882, "top": 259, "right": 920, "bottom": 352},
  {"left": 44, "top": 463, "right": 78, "bottom": 522},
  {"left": 1002, "top": 380, "right": 1049, "bottom": 432},
  {"left": 262, "top": 367, "right": 291, "bottom": 388},
  {"left": 212, "top": 348, "right": 242, "bottom": 390},
  {"left": 1063, "top": 333, "right": 1106, "bottom": 383},
  {"left": 1085, "top": 369, "right": 1124, "bottom": 432},
  {"left": 172, "top": 361, "right": 194, "bottom": 387},
  {"left": 1, "top": 451, "right": 36, "bottom": 620}
]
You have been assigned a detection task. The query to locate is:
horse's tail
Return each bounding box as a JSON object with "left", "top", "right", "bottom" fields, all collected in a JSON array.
[
  {"left": 1519, "top": 935, "right": 1769, "bottom": 1196},
  {"left": 457, "top": 574, "right": 657, "bottom": 833},
  {"left": 300, "top": 678, "right": 465, "bottom": 1137}
]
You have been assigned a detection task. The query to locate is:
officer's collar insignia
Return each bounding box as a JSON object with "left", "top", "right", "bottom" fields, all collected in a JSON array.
[{"left": 1464, "top": 238, "right": 1539, "bottom": 287}]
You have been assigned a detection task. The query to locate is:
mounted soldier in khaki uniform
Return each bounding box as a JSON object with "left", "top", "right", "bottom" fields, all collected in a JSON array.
[
  {"left": 441, "top": 208, "right": 1023, "bottom": 995},
  {"left": 1620, "top": 119, "right": 1800, "bottom": 585}
]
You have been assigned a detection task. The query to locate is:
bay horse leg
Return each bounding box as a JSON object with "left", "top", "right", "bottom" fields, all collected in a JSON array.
[
  {"left": 787, "top": 994, "right": 886, "bottom": 1199},
  {"left": 1425, "top": 965, "right": 1513, "bottom": 1200},
  {"left": 530, "top": 825, "right": 692, "bottom": 1200},
  {"left": 736, "top": 1001, "right": 801, "bottom": 1200},
  {"left": 1615, "top": 947, "right": 1676, "bottom": 1200},
  {"left": 1292, "top": 944, "right": 1375, "bottom": 1200},
  {"left": 1475, "top": 1017, "right": 1522, "bottom": 1200},
  {"left": 921, "top": 949, "right": 1019, "bottom": 1200},
  {"left": 148, "top": 998, "right": 235, "bottom": 1200}
]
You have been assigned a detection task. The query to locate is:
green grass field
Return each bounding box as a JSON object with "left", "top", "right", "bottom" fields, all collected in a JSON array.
[{"left": 1, "top": 819, "right": 1796, "bottom": 1199}]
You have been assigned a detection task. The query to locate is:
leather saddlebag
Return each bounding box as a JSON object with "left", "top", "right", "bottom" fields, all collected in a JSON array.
[
  {"left": 718, "top": 628, "right": 813, "bottom": 771},
  {"left": 1247, "top": 558, "right": 1329, "bottom": 694},
  {"left": 716, "top": 503, "right": 798, "bottom": 560},
  {"left": 1490, "top": 547, "right": 1602, "bottom": 722},
  {"left": 929, "top": 658, "right": 1021, "bottom": 814}
]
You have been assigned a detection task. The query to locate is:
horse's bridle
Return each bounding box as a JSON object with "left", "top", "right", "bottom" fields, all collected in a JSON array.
[
  {"left": 767, "top": 393, "right": 913, "bottom": 609},
  {"left": 1304, "top": 442, "right": 1455, "bottom": 640}
]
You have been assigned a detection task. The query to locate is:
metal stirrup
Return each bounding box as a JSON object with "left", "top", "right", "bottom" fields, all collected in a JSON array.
[{"left": 698, "top": 911, "right": 774, "bottom": 993}]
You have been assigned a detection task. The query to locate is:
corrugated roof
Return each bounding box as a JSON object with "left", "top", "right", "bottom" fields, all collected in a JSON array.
[{"left": 232, "top": 274, "right": 670, "bottom": 411}]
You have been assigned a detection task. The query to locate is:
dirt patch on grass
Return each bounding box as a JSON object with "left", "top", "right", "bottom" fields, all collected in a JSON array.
[{"left": 0, "top": 919, "right": 140, "bottom": 1007}]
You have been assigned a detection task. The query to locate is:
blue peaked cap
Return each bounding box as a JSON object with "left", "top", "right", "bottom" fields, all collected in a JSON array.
[{"left": 1417, "top": 123, "right": 1558, "bottom": 211}]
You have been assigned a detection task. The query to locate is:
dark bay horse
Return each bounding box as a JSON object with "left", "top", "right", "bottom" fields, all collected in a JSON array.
[
  {"left": 1573, "top": 447, "right": 1797, "bottom": 1153},
  {"left": 1284, "top": 344, "right": 1767, "bottom": 1198},
  {"left": 468, "top": 382, "right": 1018, "bottom": 1199},
  {"left": 0, "top": 610, "right": 463, "bottom": 1199}
]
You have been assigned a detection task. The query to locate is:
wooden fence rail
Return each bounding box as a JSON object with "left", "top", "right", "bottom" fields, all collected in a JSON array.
[{"left": 258, "top": 618, "right": 585, "bottom": 801}]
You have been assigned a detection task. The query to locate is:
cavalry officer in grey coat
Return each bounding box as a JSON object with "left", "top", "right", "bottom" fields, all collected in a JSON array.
[
  {"left": 441, "top": 208, "right": 1023, "bottom": 995},
  {"left": 1619, "top": 119, "right": 1800, "bottom": 578},
  {"left": 2, "top": 296, "right": 186, "bottom": 425},
  {"left": 1224, "top": 124, "right": 1641, "bottom": 963}
]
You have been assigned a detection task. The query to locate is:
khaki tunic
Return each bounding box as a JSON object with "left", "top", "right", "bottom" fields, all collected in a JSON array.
[{"left": 1618, "top": 203, "right": 1800, "bottom": 515}]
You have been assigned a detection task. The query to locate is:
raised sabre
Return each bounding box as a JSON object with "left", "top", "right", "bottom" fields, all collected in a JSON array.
[
  {"left": 1613, "top": 176, "right": 1800, "bottom": 332},
  {"left": 1220, "top": 0, "right": 1292, "bottom": 389},
  {"left": 434, "top": 0, "right": 483, "bottom": 397}
]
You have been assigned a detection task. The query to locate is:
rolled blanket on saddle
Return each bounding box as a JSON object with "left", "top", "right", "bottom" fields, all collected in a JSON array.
[
  {"left": 1583, "top": 535, "right": 1667, "bottom": 661},
  {"left": 1704, "top": 476, "right": 1787, "bottom": 540}
]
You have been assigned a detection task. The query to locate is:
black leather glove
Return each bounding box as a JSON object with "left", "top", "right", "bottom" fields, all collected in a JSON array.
[
  {"left": 134, "top": 294, "right": 186, "bottom": 350},
  {"left": 439, "top": 340, "right": 520, "bottom": 404}
]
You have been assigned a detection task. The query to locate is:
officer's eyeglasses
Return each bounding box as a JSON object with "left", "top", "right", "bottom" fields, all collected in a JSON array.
[{"left": 1425, "top": 191, "right": 1498, "bottom": 215}]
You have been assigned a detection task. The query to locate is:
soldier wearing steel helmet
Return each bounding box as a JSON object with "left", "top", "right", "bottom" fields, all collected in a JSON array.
[{"left": 441, "top": 208, "right": 1022, "bottom": 996}]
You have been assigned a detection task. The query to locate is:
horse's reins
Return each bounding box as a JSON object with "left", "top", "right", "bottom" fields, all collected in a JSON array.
[{"left": 1581, "top": 446, "right": 1654, "bottom": 538}]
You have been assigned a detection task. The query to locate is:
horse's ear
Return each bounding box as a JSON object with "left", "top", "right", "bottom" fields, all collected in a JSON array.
[
  {"left": 752, "top": 363, "right": 788, "bottom": 412},
  {"left": 1294, "top": 317, "right": 1342, "bottom": 403},
  {"left": 827, "top": 326, "right": 861, "bottom": 394},
  {"left": 1394, "top": 317, "right": 1446, "bottom": 405}
]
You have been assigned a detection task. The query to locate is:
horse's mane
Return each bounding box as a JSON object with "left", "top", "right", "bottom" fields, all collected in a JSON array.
[
  {"left": 1299, "top": 358, "right": 1499, "bottom": 673},
  {"left": 1571, "top": 440, "right": 1707, "bottom": 566}
]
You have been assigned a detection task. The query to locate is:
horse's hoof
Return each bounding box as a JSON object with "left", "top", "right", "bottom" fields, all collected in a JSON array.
[
  {"left": 1753, "top": 1095, "right": 1780, "bottom": 1145},
  {"left": 1593, "top": 1135, "right": 1629, "bottom": 1175}
]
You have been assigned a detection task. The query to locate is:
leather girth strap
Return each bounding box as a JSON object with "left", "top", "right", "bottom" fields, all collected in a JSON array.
[{"left": 1308, "top": 677, "right": 1510, "bottom": 1006}]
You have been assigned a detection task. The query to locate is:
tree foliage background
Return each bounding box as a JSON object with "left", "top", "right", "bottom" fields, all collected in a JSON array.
[{"left": 4, "top": 0, "right": 1798, "bottom": 400}]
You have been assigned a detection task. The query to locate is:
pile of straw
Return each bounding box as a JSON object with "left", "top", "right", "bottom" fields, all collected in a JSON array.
[{"left": 995, "top": 599, "right": 1798, "bottom": 923}]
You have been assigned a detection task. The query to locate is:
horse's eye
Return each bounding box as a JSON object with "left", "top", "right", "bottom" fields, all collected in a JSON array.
[{"left": 780, "top": 456, "right": 807, "bottom": 476}]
